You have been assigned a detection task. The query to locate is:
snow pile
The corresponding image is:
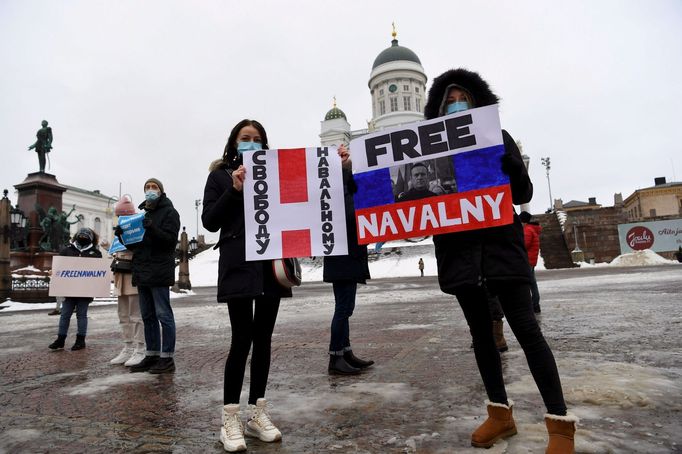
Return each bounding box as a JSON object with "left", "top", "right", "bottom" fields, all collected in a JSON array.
[{"left": 609, "top": 249, "right": 674, "bottom": 267}]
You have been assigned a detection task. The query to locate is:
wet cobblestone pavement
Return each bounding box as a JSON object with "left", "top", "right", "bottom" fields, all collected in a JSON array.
[{"left": 1, "top": 266, "right": 681, "bottom": 453}]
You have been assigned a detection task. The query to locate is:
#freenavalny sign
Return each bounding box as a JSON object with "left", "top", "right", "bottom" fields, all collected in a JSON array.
[{"left": 243, "top": 147, "right": 348, "bottom": 260}]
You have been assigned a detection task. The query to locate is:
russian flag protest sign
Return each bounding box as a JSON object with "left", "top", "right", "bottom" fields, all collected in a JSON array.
[
  {"left": 349, "top": 105, "right": 514, "bottom": 244},
  {"left": 243, "top": 147, "right": 348, "bottom": 261}
]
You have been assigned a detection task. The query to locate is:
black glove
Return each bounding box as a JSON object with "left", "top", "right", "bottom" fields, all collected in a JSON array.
[
  {"left": 501, "top": 152, "right": 525, "bottom": 178},
  {"left": 113, "top": 225, "right": 124, "bottom": 239},
  {"left": 142, "top": 217, "right": 153, "bottom": 228}
]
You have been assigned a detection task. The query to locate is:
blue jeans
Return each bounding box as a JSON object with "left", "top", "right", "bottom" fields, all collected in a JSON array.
[
  {"left": 137, "top": 286, "right": 176, "bottom": 357},
  {"left": 329, "top": 281, "right": 357, "bottom": 355},
  {"left": 58, "top": 298, "right": 90, "bottom": 336}
]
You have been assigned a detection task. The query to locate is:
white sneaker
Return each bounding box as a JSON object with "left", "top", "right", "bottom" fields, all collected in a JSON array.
[
  {"left": 109, "top": 345, "right": 134, "bottom": 365},
  {"left": 123, "top": 346, "right": 146, "bottom": 367},
  {"left": 220, "top": 404, "right": 246, "bottom": 452},
  {"left": 245, "top": 398, "right": 282, "bottom": 442}
]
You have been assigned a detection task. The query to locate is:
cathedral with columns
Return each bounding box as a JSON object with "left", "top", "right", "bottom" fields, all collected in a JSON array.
[{"left": 319, "top": 27, "right": 427, "bottom": 147}]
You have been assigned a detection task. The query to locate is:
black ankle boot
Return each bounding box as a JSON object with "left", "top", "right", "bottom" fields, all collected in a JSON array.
[
  {"left": 343, "top": 351, "right": 374, "bottom": 369},
  {"left": 328, "top": 355, "right": 361, "bottom": 375},
  {"left": 71, "top": 335, "right": 86, "bottom": 351},
  {"left": 49, "top": 335, "right": 66, "bottom": 350},
  {"left": 130, "top": 355, "right": 159, "bottom": 373}
]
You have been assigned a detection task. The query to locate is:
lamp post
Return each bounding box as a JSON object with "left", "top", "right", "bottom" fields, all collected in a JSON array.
[
  {"left": 176, "top": 226, "right": 191, "bottom": 290},
  {"left": 540, "top": 157, "right": 553, "bottom": 212},
  {"left": 1, "top": 189, "right": 12, "bottom": 301},
  {"left": 189, "top": 237, "right": 198, "bottom": 258},
  {"left": 194, "top": 199, "right": 201, "bottom": 239}
]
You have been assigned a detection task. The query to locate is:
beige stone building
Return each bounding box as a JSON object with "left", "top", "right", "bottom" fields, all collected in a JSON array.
[{"left": 623, "top": 177, "right": 682, "bottom": 221}]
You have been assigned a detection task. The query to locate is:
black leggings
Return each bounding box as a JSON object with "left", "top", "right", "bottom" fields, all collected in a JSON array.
[
  {"left": 455, "top": 282, "right": 567, "bottom": 415},
  {"left": 224, "top": 296, "right": 280, "bottom": 405}
]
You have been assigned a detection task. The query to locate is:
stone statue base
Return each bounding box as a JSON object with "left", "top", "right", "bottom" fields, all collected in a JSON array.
[{"left": 10, "top": 173, "right": 67, "bottom": 302}]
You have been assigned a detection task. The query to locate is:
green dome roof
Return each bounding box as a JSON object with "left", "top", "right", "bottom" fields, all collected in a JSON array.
[
  {"left": 324, "top": 106, "right": 346, "bottom": 121},
  {"left": 372, "top": 39, "right": 421, "bottom": 69}
]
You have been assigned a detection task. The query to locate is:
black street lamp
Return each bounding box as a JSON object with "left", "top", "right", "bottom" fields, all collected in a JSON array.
[
  {"left": 540, "top": 157, "right": 553, "bottom": 212},
  {"left": 189, "top": 237, "right": 198, "bottom": 255}
]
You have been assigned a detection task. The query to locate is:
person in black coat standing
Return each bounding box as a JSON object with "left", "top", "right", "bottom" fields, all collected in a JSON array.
[
  {"left": 118, "top": 178, "right": 180, "bottom": 375},
  {"left": 202, "top": 119, "right": 287, "bottom": 452},
  {"left": 424, "top": 69, "right": 577, "bottom": 452},
  {"left": 48, "top": 228, "right": 102, "bottom": 351},
  {"left": 323, "top": 144, "right": 373, "bottom": 375}
]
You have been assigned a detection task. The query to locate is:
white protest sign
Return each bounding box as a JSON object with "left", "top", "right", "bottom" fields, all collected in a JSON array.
[
  {"left": 243, "top": 147, "right": 348, "bottom": 260},
  {"left": 349, "top": 104, "right": 503, "bottom": 173},
  {"left": 49, "top": 256, "right": 113, "bottom": 298}
]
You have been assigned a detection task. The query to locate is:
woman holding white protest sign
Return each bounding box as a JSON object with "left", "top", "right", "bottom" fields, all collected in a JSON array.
[
  {"left": 202, "top": 119, "right": 288, "bottom": 452},
  {"left": 108, "top": 195, "right": 145, "bottom": 367},
  {"left": 48, "top": 228, "right": 102, "bottom": 351},
  {"left": 324, "top": 144, "right": 373, "bottom": 376},
  {"left": 424, "top": 68, "right": 577, "bottom": 453}
]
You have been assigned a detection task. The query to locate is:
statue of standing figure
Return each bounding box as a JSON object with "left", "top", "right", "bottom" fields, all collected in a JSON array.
[{"left": 28, "top": 120, "right": 53, "bottom": 173}]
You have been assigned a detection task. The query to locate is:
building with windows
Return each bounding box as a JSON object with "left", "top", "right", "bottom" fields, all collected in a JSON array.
[
  {"left": 320, "top": 28, "right": 427, "bottom": 147},
  {"left": 623, "top": 177, "right": 682, "bottom": 221},
  {"left": 61, "top": 185, "right": 116, "bottom": 243}
]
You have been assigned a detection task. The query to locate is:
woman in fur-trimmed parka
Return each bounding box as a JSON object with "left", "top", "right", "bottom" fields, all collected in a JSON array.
[
  {"left": 425, "top": 68, "right": 577, "bottom": 453},
  {"left": 202, "top": 119, "right": 287, "bottom": 452}
]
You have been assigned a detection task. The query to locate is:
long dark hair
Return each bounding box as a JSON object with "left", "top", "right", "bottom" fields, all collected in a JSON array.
[{"left": 222, "top": 119, "right": 269, "bottom": 168}]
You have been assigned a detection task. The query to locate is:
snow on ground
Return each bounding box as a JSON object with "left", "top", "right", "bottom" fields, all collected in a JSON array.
[
  {"left": 2, "top": 242, "right": 677, "bottom": 314},
  {"left": 609, "top": 249, "right": 675, "bottom": 266}
]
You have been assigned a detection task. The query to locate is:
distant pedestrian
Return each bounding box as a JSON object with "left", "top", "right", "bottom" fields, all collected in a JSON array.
[
  {"left": 108, "top": 195, "right": 145, "bottom": 367},
  {"left": 520, "top": 211, "right": 542, "bottom": 313},
  {"left": 48, "top": 228, "right": 102, "bottom": 351},
  {"left": 324, "top": 144, "right": 374, "bottom": 376},
  {"left": 418, "top": 258, "right": 424, "bottom": 277},
  {"left": 425, "top": 68, "right": 577, "bottom": 452},
  {"left": 202, "top": 119, "right": 285, "bottom": 452},
  {"left": 116, "top": 178, "right": 180, "bottom": 375}
]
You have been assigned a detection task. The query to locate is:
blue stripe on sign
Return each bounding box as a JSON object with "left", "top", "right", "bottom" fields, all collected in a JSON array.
[
  {"left": 353, "top": 144, "right": 509, "bottom": 209},
  {"left": 353, "top": 167, "right": 394, "bottom": 209},
  {"left": 454, "top": 144, "right": 509, "bottom": 192}
]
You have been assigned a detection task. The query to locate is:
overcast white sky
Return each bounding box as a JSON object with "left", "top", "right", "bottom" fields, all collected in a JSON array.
[{"left": 1, "top": 1, "right": 681, "bottom": 241}]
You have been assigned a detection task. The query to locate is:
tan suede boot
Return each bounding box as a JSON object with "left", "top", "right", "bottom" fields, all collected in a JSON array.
[
  {"left": 492, "top": 320, "right": 508, "bottom": 352},
  {"left": 545, "top": 413, "right": 578, "bottom": 453},
  {"left": 471, "top": 400, "right": 517, "bottom": 448}
]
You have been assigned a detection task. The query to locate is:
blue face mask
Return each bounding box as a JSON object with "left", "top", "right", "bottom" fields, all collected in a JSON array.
[
  {"left": 237, "top": 141, "right": 262, "bottom": 155},
  {"left": 145, "top": 190, "right": 160, "bottom": 202},
  {"left": 446, "top": 101, "right": 470, "bottom": 114}
]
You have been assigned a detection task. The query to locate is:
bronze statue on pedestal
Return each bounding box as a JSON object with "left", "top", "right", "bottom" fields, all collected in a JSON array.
[{"left": 28, "top": 120, "right": 53, "bottom": 173}]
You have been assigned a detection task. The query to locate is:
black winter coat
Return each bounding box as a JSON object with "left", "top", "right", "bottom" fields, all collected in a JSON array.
[
  {"left": 58, "top": 242, "right": 103, "bottom": 302},
  {"left": 323, "top": 167, "right": 370, "bottom": 283},
  {"left": 424, "top": 68, "right": 533, "bottom": 294},
  {"left": 202, "top": 160, "right": 292, "bottom": 301},
  {"left": 125, "top": 194, "right": 180, "bottom": 287}
]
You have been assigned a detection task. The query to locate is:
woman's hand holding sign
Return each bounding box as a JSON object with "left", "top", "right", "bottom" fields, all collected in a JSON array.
[
  {"left": 338, "top": 144, "right": 351, "bottom": 169},
  {"left": 232, "top": 165, "right": 246, "bottom": 192}
]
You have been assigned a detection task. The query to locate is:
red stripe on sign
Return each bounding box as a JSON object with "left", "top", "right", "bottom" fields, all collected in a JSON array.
[
  {"left": 278, "top": 148, "right": 308, "bottom": 204},
  {"left": 354, "top": 184, "right": 514, "bottom": 244},
  {"left": 281, "top": 229, "right": 311, "bottom": 258}
]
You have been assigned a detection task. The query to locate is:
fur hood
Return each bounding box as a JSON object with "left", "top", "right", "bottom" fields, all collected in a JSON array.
[
  {"left": 209, "top": 159, "right": 227, "bottom": 172},
  {"left": 424, "top": 68, "right": 500, "bottom": 120}
]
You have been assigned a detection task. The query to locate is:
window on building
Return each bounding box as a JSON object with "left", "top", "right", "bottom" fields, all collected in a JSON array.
[
  {"left": 649, "top": 209, "right": 657, "bottom": 217},
  {"left": 390, "top": 97, "right": 398, "bottom": 112},
  {"left": 415, "top": 87, "right": 420, "bottom": 93},
  {"left": 403, "top": 96, "right": 411, "bottom": 111},
  {"left": 403, "top": 85, "right": 409, "bottom": 91},
  {"left": 416, "top": 98, "right": 421, "bottom": 111},
  {"left": 380, "top": 100, "right": 386, "bottom": 115},
  {"left": 379, "top": 89, "right": 384, "bottom": 96},
  {"left": 94, "top": 217, "right": 101, "bottom": 236}
]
